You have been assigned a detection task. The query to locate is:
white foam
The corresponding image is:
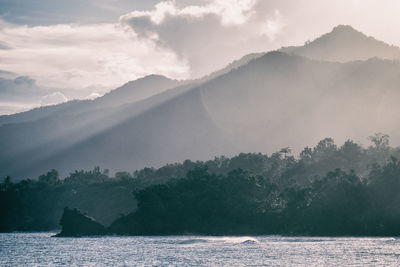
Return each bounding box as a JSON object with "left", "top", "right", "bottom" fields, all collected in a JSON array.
[{"left": 179, "top": 236, "right": 259, "bottom": 245}]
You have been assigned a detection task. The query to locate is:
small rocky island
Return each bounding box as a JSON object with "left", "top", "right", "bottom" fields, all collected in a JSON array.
[
  {"left": 55, "top": 208, "right": 106, "bottom": 237},
  {"left": 55, "top": 207, "right": 140, "bottom": 236}
]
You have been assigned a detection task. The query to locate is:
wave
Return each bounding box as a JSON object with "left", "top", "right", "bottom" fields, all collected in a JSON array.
[{"left": 178, "top": 236, "right": 259, "bottom": 245}]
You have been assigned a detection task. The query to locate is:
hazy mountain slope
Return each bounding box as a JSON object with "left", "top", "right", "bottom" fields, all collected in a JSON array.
[
  {"left": 0, "top": 52, "right": 262, "bottom": 179},
  {"left": 0, "top": 75, "right": 181, "bottom": 127},
  {"left": 281, "top": 25, "right": 400, "bottom": 62},
  {"left": 199, "top": 52, "right": 265, "bottom": 82},
  {"left": 9, "top": 51, "right": 400, "bottom": 179},
  {"left": 199, "top": 52, "right": 400, "bottom": 153},
  {"left": 15, "top": 88, "right": 235, "bottom": 178},
  {"left": 92, "top": 75, "right": 182, "bottom": 108},
  {"left": 0, "top": 78, "right": 192, "bottom": 179},
  {"left": 0, "top": 75, "right": 183, "bottom": 159},
  {"left": 3, "top": 26, "right": 400, "bottom": 179}
]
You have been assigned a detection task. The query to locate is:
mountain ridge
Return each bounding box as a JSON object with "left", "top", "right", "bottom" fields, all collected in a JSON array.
[
  {"left": 280, "top": 24, "right": 400, "bottom": 62},
  {"left": 3, "top": 25, "right": 400, "bottom": 179}
]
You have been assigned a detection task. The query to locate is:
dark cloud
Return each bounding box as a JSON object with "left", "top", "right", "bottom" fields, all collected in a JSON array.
[
  {"left": 0, "top": 73, "right": 54, "bottom": 114},
  {"left": 0, "top": 41, "right": 10, "bottom": 49},
  {"left": 13, "top": 76, "right": 35, "bottom": 86},
  {"left": 0, "top": 75, "right": 38, "bottom": 95}
]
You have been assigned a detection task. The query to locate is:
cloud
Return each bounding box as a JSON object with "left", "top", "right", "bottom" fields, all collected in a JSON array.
[
  {"left": 13, "top": 76, "right": 35, "bottom": 86},
  {"left": 120, "top": 0, "right": 400, "bottom": 79},
  {"left": 40, "top": 92, "right": 68, "bottom": 106},
  {"left": 86, "top": 92, "right": 102, "bottom": 100},
  {"left": 0, "top": 0, "right": 285, "bottom": 114},
  {"left": 0, "top": 0, "right": 285, "bottom": 107},
  {"left": 0, "top": 20, "right": 189, "bottom": 93},
  {"left": 121, "top": 0, "right": 257, "bottom": 27},
  {"left": 0, "top": 41, "right": 10, "bottom": 49},
  {"left": 121, "top": 0, "right": 284, "bottom": 77},
  {"left": 0, "top": 75, "right": 39, "bottom": 96},
  {"left": 0, "top": 101, "right": 37, "bottom": 115},
  {"left": 0, "top": 74, "right": 43, "bottom": 114}
]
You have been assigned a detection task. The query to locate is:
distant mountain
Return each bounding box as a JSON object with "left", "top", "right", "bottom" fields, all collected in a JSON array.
[
  {"left": 5, "top": 51, "right": 400, "bottom": 179},
  {"left": 0, "top": 75, "right": 190, "bottom": 179},
  {"left": 3, "top": 25, "right": 400, "bottom": 179},
  {"left": 200, "top": 52, "right": 265, "bottom": 81},
  {"left": 94, "top": 74, "right": 182, "bottom": 108},
  {"left": 281, "top": 25, "right": 400, "bottom": 62},
  {"left": 0, "top": 75, "right": 181, "bottom": 127}
]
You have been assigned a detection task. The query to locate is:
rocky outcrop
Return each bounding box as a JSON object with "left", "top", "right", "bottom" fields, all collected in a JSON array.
[{"left": 54, "top": 207, "right": 106, "bottom": 237}]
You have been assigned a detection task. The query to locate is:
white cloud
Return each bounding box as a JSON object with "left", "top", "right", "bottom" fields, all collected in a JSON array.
[
  {"left": 0, "top": 0, "right": 285, "bottom": 110},
  {"left": 86, "top": 92, "right": 102, "bottom": 100},
  {"left": 261, "top": 10, "right": 284, "bottom": 41},
  {"left": 121, "top": 0, "right": 257, "bottom": 26},
  {"left": 0, "top": 0, "right": 286, "bottom": 115},
  {"left": 40, "top": 92, "right": 68, "bottom": 106},
  {"left": 0, "top": 20, "right": 189, "bottom": 94},
  {"left": 121, "top": 0, "right": 283, "bottom": 77},
  {"left": 0, "top": 101, "right": 37, "bottom": 115}
]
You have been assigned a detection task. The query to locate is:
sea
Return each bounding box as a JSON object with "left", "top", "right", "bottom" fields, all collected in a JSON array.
[{"left": 1, "top": 232, "right": 400, "bottom": 266}]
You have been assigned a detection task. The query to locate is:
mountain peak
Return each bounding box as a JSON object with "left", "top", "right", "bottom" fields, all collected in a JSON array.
[
  {"left": 93, "top": 74, "right": 181, "bottom": 108},
  {"left": 280, "top": 25, "right": 400, "bottom": 62},
  {"left": 313, "top": 24, "right": 371, "bottom": 45},
  {"left": 331, "top": 24, "right": 359, "bottom": 34},
  {"left": 139, "top": 74, "right": 172, "bottom": 82}
]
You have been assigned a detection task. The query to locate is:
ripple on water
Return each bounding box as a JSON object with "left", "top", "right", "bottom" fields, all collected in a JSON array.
[{"left": 1, "top": 233, "right": 400, "bottom": 266}]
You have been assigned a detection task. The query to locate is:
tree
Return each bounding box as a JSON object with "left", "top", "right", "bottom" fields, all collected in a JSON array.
[
  {"left": 314, "top": 138, "right": 337, "bottom": 154},
  {"left": 1, "top": 176, "right": 13, "bottom": 191},
  {"left": 300, "top": 147, "right": 312, "bottom": 161},
  {"left": 369, "top": 133, "right": 389, "bottom": 149},
  {"left": 38, "top": 169, "right": 60, "bottom": 186},
  {"left": 280, "top": 147, "right": 292, "bottom": 158}
]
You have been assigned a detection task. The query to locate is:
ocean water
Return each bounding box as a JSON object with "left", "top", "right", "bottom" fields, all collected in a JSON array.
[{"left": 1, "top": 233, "right": 400, "bottom": 266}]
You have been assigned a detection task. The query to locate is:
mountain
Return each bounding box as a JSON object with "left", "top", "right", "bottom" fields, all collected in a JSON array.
[
  {"left": 2, "top": 25, "right": 400, "bottom": 179},
  {"left": 281, "top": 25, "right": 400, "bottom": 62},
  {"left": 93, "top": 74, "right": 182, "bottom": 108},
  {"left": 0, "top": 75, "right": 181, "bottom": 127},
  {"left": 5, "top": 51, "right": 400, "bottom": 179},
  {"left": 21, "top": 87, "right": 234, "bottom": 178},
  {"left": 199, "top": 52, "right": 265, "bottom": 81},
  {"left": 0, "top": 75, "right": 190, "bottom": 179}
]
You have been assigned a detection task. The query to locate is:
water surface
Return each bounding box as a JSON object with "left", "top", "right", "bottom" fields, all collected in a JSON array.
[{"left": 1, "top": 233, "right": 400, "bottom": 266}]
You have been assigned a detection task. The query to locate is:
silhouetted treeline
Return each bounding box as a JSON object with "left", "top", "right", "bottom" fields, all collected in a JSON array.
[
  {"left": 108, "top": 160, "right": 400, "bottom": 236},
  {"left": 2, "top": 134, "right": 400, "bottom": 235}
]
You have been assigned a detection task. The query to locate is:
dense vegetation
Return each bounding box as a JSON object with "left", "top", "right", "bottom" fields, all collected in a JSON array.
[
  {"left": 3, "top": 134, "right": 400, "bottom": 236},
  {"left": 109, "top": 160, "right": 400, "bottom": 236}
]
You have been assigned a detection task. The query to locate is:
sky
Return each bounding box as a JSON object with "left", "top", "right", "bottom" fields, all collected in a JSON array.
[{"left": 1, "top": 0, "right": 400, "bottom": 114}]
